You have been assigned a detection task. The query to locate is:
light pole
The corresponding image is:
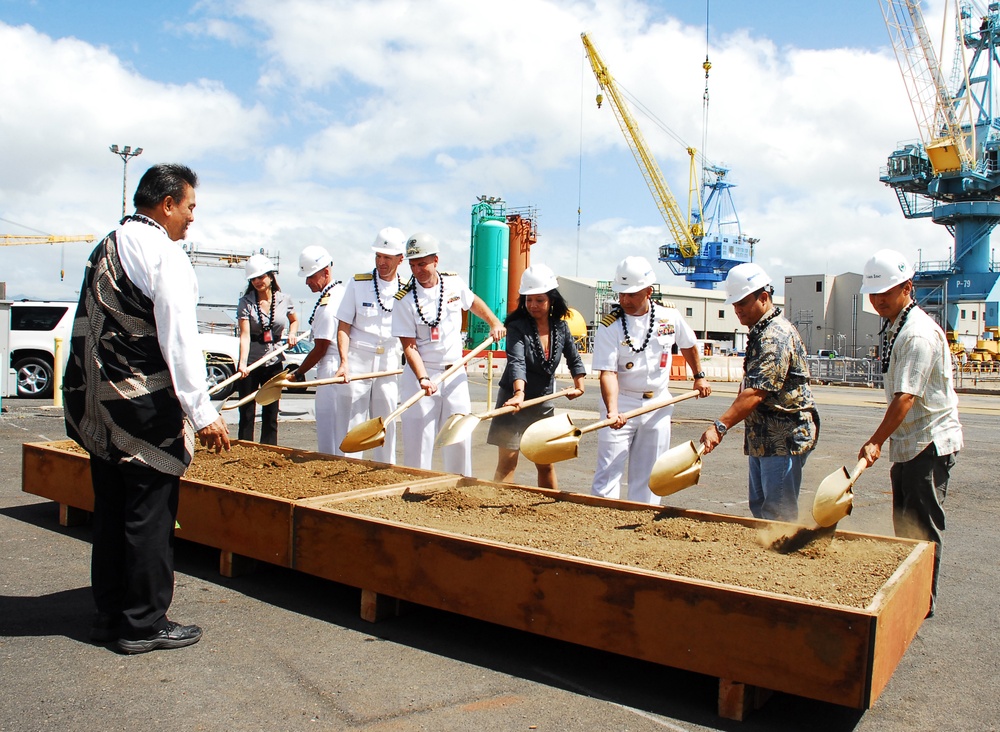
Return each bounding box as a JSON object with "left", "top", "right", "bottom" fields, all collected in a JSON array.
[{"left": 109, "top": 144, "right": 143, "bottom": 219}]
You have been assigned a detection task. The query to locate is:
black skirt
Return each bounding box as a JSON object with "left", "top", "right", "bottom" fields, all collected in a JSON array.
[{"left": 485, "top": 386, "right": 556, "bottom": 450}]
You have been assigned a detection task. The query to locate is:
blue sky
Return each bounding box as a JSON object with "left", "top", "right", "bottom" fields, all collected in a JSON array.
[{"left": 0, "top": 0, "right": 960, "bottom": 309}]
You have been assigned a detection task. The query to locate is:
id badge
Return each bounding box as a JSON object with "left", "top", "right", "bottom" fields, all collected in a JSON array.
[
  {"left": 659, "top": 351, "right": 668, "bottom": 368},
  {"left": 430, "top": 326, "right": 440, "bottom": 342},
  {"left": 263, "top": 330, "right": 273, "bottom": 343}
]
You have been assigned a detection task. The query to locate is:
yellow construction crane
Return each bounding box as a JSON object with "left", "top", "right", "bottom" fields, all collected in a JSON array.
[
  {"left": 1, "top": 234, "right": 96, "bottom": 281},
  {"left": 1, "top": 234, "right": 95, "bottom": 247},
  {"left": 581, "top": 32, "right": 703, "bottom": 259}
]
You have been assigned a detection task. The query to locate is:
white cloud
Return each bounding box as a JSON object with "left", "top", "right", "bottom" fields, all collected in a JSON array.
[{"left": 0, "top": 1, "right": 964, "bottom": 310}]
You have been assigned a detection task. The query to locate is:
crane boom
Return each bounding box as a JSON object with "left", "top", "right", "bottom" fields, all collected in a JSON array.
[
  {"left": 1, "top": 234, "right": 95, "bottom": 247},
  {"left": 879, "top": 0, "right": 974, "bottom": 173},
  {"left": 581, "top": 33, "right": 701, "bottom": 258}
]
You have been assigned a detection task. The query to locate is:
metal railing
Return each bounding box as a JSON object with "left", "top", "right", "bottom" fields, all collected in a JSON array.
[{"left": 806, "top": 357, "right": 883, "bottom": 387}]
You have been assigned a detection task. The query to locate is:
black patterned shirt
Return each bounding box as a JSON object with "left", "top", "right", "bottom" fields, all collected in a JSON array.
[{"left": 742, "top": 310, "right": 819, "bottom": 457}]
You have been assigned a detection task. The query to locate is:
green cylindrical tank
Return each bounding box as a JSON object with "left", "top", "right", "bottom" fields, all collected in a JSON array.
[{"left": 468, "top": 218, "right": 509, "bottom": 349}]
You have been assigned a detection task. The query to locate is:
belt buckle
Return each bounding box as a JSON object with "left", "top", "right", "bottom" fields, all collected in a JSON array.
[{"left": 642, "top": 391, "right": 654, "bottom": 399}]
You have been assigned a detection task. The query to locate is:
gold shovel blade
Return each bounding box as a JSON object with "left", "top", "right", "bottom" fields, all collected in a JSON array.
[
  {"left": 435, "top": 413, "right": 480, "bottom": 448},
  {"left": 340, "top": 416, "right": 386, "bottom": 453},
  {"left": 518, "top": 414, "right": 582, "bottom": 464},
  {"left": 255, "top": 368, "right": 295, "bottom": 406},
  {"left": 812, "top": 466, "right": 856, "bottom": 528},
  {"left": 649, "top": 440, "right": 704, "bottom": 496}
]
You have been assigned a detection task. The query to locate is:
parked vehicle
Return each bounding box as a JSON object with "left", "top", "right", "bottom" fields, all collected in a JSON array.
[
  {"left": 282, "top": 339, "right": 318, "bottom": 384},
  {"left": 6, "top": 300, "right": 241, "bottom": 400}
]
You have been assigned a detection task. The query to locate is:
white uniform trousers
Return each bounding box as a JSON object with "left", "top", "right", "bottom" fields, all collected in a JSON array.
[
  {"left": 315, "top": 354, "right": 342, "bottom": 456},
  {"left": 399, "top": 366, "right": 472, "bottom": 476},
  {"left": 591, "top": 392, "right": 673, "bottom": 504},
  {"left": 333, "top": 346, "right": 400, "bottom": 464}
]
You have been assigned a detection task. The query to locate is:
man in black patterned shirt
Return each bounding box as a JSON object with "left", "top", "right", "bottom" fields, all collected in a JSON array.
[{"left": 699, "top": 263, "right": 819, "bottom": 522}]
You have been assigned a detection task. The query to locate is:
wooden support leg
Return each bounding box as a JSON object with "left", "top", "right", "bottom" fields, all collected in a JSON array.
[
  {"left": 219, "top": 550, "right": 257, "bottom": 578},
  {"left": 58, "top": 503, "right": 89, "bottom": 527},
  {"left": 360, "top": 588, "right": 400, "bottom": 622},
  {"left": 718, "top": 679, "right": 773, "bottom": 721}
]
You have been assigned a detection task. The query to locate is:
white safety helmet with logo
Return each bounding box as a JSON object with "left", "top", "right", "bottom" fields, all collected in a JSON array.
[
  {"left": 723, "top": 262, "right": 772, "bottom": 305},
  {"left": 519, "top": 263, "right": 559, "bottom": 295},
  {"left": 611, "top": 256, "right": 657, "bottom": 294},
  {"left": 245, "top": 253, "right": 275, "bottom": 281},
  {"left": 859, "top": 249, "right": 914, "bottom": 294},
  {"left": 372, "top": 227, "right": 407, "bottom": 256},
  {"left": 405, "top": 232, "right": 439, "bottom": 259},
  {"left": 298, "top": 245, "right": 333, "bottom": 278}
]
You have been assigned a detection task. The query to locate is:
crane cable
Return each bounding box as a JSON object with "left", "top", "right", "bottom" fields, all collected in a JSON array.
[{"left": 702, "top": 0, "right": 712, "bottom": 188}]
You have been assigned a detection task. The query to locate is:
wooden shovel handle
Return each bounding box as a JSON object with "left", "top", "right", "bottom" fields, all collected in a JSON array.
[
  {"left": 848, "top": 458, "right": 868, "bottom": 482},
  {"left": 207, "top": 329, "right": 311, "bottom": 395},
  {"left": 385, "top": 336, "right": 496, "bottom": 422},
  {"left": 284, "top": 368, "right": 403, "bottom": 390},
  {"left": 579, "top": 389, "right": 700, "bottom": 436},
  {"left": 480, "top": 387, "right": 577, "bottom": 420}
]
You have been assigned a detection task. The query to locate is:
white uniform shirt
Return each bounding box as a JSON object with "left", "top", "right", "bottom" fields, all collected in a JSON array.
[
  {"left": 592, "top": 303, "right": 697, "bottom": 397},
  {"left": 392, "top": 274, "right": 475, "bottom": 365},
  {"left": 336, "top": 272, "right": 402, "bottom": 355},
  {"left": 116, "top": 217, "right": 218, "bottom": 431},
  {"left": 309, "top": 283, "right": 345, "bottom": 373},
  {"left": 884, "top": 306, "right": 963, "bottom": 462}
]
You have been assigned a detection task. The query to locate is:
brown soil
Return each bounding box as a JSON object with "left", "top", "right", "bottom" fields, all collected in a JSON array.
[
  {"left": 186, "top": 443, "right": 422, "bottom": 500},
  {"left": 328, "top": 484, "right": 912, "bottom": 609},
  {"left": 53, "top": 441, "right": 913, "bottom": 608}
]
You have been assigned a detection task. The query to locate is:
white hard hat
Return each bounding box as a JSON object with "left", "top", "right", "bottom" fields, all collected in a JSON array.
[
  {"left": 245, "top": 253, "right": 275, "bottom": 281},
  {"left": 519, "top": 263, "right": 559, "bottom": 295},
  {"left": 860, "top": 249, "right": 914, "bottom": 294},
  {"left": 405, "top": 232, "right": 439, "bottom": 259},
  {"left": 298, "top": 245, "right": 333, "bottom": 278},
  {"left": 372, "top": 227, "right": 406, "bottom": 256},
  {"left": 723, "top": 262, "right": 772, "bottom": 305},
  {"left": 611, "top": 256, "right": 657, "bottom": 294}
]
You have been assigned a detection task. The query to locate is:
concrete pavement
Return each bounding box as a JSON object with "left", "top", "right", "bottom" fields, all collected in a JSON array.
[{"left": 1, "top": 382, "right": 998, "bottom": 731}]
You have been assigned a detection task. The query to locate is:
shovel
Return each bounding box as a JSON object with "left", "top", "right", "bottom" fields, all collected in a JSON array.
[
  {"left": 768, "top": 458, "right": 867, "bottom": 554},
  {"left": 519, "top": 389, "right": 700, "bottom": 465},
  {"left": 649, "top": 440, "right": 707, "bottom": 497},
  {"left": 339, "top": 336, "right": 496, "bottom": 453},
  {"left": 254, "top": 368, "right": 404, "bottom": 406},
  {"left": 812, "top": 458, "right": 866, "bottom": 527},
  {"left": 435, "top": 387, "right": 578, "bottom": 448},
  {"left": 207, "top": 331, "right": 309, "bottom": 396}
]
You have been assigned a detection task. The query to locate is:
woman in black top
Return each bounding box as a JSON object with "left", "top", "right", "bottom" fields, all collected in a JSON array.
[
  {"left": 487, "top": 264, "right": 586, "bottom": 489},
  {"left": 236, "top": 254, "right": 299, "bottom": 444}
]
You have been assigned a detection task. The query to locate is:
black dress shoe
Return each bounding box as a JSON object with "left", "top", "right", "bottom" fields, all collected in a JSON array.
[
  {"left": 90, "top": 612, "right": 119, "bottom": 643},
  {"left": 117, "top": 621, "right": 203, "bottom": 654}
]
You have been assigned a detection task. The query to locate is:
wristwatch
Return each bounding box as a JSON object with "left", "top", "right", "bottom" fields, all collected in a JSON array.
[
  {"left": 693, "top": 371, "right": 706, "bottom": 380},
  {"left": 713, "top": 419, "right": 728, "bottom": 437}
]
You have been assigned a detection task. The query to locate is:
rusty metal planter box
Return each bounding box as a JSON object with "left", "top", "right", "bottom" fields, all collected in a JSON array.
[
  {"left": 294, "top": 480, "right": 933, "bottom": 712},
  {"left": 20, "top": 440, "right": 445, "bottom": 567},
  {"left": 22, "top": 440, "right": 932, "bottom": 714}
]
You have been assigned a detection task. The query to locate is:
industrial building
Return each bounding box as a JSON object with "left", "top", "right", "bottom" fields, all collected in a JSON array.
[{"left": 783, "top": 273, "right": 883, "bottom": 357}]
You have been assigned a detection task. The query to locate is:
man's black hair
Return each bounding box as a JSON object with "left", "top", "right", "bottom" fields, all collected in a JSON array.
[{"left": 133, "top": 164, "right": 198, "bottom": 210}]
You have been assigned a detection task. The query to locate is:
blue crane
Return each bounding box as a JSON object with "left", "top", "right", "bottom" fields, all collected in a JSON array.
[{"left": 879, "top": 0, "right": 1000, "bottom": 329}]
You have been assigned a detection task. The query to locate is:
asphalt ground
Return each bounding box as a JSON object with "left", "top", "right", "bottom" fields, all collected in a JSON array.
[{"left": 1, "top": 379, "right": 998, "bottom": 732}]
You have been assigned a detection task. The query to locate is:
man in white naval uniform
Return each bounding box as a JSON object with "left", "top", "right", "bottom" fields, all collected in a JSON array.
[
  {"left": 391, "top": 232, "right": 506, "bottom": 475},
  {"left": 291, "top": 245, "right": 345, "bottom": 455},
  {"left": 334, "top": 227, "right": 406, "bottom": 464},
  {"left": 591, "top": 256, "right": 711, "bottom": 504}
]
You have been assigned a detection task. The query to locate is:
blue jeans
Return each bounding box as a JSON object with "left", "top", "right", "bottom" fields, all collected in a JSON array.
[{"left": 748, "top": 453, "right": 808, "bottom": 522}]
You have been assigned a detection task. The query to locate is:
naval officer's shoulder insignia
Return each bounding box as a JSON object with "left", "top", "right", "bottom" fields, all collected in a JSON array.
[
  {"left": 394, "top": 278, "right": 415, "bottom": 300},
  {"left": 355, "top": 272, "right": 374, "bottom": 281},
  {"left": 600, "top": 308, "right": 623, "bottom": 328}
]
